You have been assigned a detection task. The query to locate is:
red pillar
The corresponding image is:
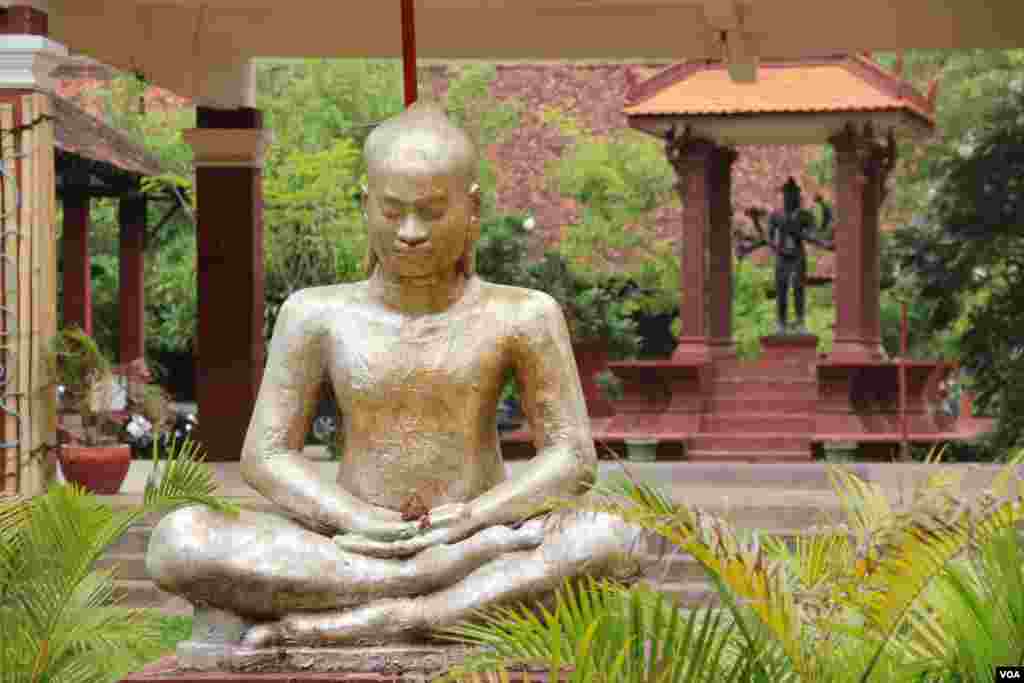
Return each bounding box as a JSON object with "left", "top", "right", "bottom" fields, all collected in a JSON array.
[
  {"left": 61, "top": 194, "right": 91, "bottom": 336},
  {"left": 189, "top": 108, "right": 266, "bottom": 461},
  {"left": 707, "top": 146, "right": 737, "bottom": 357},
  {"left": 829, "top": 125, "right": 887, "bottom": 361},
  {"left": 118, "top": 196, "right": 146, "bottom": 363},
  {"left": 667, "top": 137, "right": 716, "bottom": 362}
]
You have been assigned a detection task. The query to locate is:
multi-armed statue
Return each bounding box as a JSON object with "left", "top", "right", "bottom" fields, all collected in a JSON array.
[
  {"left": 736, "top": 177, "right": 835, "bottom": 335},
  {"left": 147, "top": 102, "right": 644, "bottom": 651}
]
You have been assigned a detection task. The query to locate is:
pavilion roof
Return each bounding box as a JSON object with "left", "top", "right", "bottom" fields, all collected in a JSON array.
[
  {"left": 51, "top": 94, "right": 163, "bottom": 179},
  {"left": 625, "top": 54, "right": 935, "bottom": 127}
]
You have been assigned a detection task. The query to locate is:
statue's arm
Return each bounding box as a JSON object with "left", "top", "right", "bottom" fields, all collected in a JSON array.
[
  {"left": 240, "top": 291, "right": 405, "bottom": 536},
  {"left": 468, "top": 292, "right": 598, "bottom": 532}
]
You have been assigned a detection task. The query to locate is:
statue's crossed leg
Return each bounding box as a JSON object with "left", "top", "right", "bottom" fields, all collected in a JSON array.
[{"left": 148, "top": 504, "right": 648, "bottom": 648}]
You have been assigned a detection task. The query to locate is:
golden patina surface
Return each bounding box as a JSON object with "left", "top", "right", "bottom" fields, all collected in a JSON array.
[{"left": 146, "top": 102, "right": 644, "bottom": 649}]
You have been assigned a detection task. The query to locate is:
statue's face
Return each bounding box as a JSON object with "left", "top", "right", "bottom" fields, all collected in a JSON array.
[{"left": 365, "top": 160, "right": 476, "bottom": 280}]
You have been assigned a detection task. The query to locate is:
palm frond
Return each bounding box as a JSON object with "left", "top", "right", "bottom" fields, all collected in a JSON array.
[
  {"left": 438, "top": 578, "right": 756, "bottom": 683},
  {"left": 143, "top": 436, "right": 239, "bottom": 516},
  {"left": 0, "top": 436, "right": 236, "bottom": 683},
  {"left": 848, "top": 473, "right": 1024, "bottom": 682}
]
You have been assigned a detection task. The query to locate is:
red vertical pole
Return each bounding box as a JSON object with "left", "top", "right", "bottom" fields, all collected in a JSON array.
[
  {"left": 401, "top": 0, "right": 417, "bottom": 107},
  {"left": 900, "top": 301, "right": 908, "bottom": 456}
]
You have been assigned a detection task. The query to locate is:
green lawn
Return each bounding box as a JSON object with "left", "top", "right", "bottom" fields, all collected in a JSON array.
[{"left": 152, "top": 613, "right": 193, "bottom": 656}]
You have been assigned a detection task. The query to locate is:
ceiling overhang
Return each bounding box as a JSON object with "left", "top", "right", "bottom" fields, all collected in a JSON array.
[
  {"left": 629, "top": 110, "right": 932, "bottom": 146},
  {"left": 42, "top": 0, "right": 1024, "bottom": 100}
]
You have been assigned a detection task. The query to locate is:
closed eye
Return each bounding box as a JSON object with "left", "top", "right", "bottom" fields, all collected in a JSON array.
[{"left": 418, "top": 204, "right": 446, "bottom": 221}]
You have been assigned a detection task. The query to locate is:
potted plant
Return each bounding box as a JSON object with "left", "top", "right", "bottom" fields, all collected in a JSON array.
[
  {"left": 45, "top": 327, "right": 132, "bottom": 494},
  {"left": 122, "top": 382, "right": 174, "bottom": 458}
]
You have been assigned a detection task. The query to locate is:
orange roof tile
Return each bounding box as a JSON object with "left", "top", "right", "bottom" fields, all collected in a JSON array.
[{"left": 625, "top": 54, "right": 934, "bottom": 127}]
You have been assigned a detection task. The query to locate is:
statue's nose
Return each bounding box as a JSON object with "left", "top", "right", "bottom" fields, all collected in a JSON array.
[{"left": 397, "top": 215, "right": 430, "bottom": 246}]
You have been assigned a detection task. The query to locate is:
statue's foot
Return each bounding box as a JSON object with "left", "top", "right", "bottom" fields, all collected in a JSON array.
[
  {"left": 242, "top": 598, "right": 416, "bottom": 648},
  {"left": 241, "top": 622, "right": 284, "bottom": 649}
]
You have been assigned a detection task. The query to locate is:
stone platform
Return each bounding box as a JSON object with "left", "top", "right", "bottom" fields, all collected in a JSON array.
[
  {"left": 125, "top": 648, "right": 563, "bottom": 682},
  {"left": 599, "top": 334, "right": 994, "bottom": 462}
]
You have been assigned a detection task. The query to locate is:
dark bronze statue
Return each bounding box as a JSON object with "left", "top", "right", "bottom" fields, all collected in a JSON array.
[{"left": 736, "top": 177, "right": 835, "bottom": 335}]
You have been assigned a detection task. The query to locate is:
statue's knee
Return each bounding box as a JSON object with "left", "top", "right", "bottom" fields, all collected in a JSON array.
[
  {"left": 145, "top": 505, "right": 214, "bottom": 587},
  {"left": 547, "top": 511, "right": 645, "bottom": 569}
]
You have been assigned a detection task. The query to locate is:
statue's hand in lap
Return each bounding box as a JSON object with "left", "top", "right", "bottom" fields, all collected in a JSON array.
[
  {"left": 334, "top": 503, "right": 474, "bottom": 558},
  {"left": 343, "top": 509, "right": 422, "bottom": 542}
]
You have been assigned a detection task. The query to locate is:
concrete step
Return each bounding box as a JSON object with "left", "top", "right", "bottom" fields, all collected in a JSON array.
[
  {"left": 113, "top": 579, "right": 192, "bottom": 615},
  {"left": 97, "top": 552, "right": 150, "bottom": 581},
  {"left": 709, "top": 399, "right": 816, "bottom": 414},
  {"left": 700, "top": 414, "right": 814, "bottom": 433},
  {"left": 713, "top": 368, "right": 816, "bottom": 383},
  {"left": 713, "top": 375, "right": 817, "bottom": 385},
  {"left": 709, "top": 383, "right": 819, "bottom": 401},
  {"left": 639, "top": 580, "right": 720, "bottom": 608},
  {"left": 690, "top": 432, "right": 812, "bottom": 453},
  {"left": 687, "top": 450, "right": 813, "bottom": 463}
]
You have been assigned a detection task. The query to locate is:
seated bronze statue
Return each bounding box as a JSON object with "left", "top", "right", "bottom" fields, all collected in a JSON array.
[{"left": 146, "top": 102, "right": 645, "bottom": 649}]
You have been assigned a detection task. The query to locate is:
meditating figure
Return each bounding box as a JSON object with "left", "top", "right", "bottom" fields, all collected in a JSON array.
[
  {"left": 737, "top": 177, "right": 835, "bottom": 335},
  {"left": 146, "top": 102, "right": 644, "bottom": 649}
]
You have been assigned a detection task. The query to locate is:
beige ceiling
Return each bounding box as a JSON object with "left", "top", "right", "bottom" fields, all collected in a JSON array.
[{"left": 47, "top": 1, "right": 1024, "bottom": 99}]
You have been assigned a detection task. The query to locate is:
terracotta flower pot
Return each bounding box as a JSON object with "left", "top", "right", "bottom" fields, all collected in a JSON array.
[
  {"left": 58, "top": 444, "right": 132, "bottom": 495},
  {"left": 572, "top": 342, "right": 614, "bottom": 418}
]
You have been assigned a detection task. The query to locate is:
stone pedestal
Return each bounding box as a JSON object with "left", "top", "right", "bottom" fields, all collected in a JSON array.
[{"left": 759, "top": 334, "right": 820, "bottom": 362}]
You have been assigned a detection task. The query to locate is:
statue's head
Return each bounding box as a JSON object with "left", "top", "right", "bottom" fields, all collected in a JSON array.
[
  {"left": 362, "top": 101, "right": 481, "bottom": 280},
  {"left": 782, "top": 177, "right": 802, "bottom": 213}
]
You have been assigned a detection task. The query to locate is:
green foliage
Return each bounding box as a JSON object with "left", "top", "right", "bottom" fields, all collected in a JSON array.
[
  {"left": 263, "top": 136, "right": 367, "bottom": 335},
  {"left": 45, "top": 327, "right": 116, "bottom": 446},
  {"left": 0, "top": 438, "right": 236, "bottom": 683},
  {"left": 474, "top": 214, "right": 534, "bottom": 288},
  {"left": 893, "top": 60, "right": 1024, "bottom": 451},
  {"left": 256, "top": 59, "right": 404, "bottom": 158},
  {"left": 446, "top": 456, "right": 1024, "bottom": 682},
  {"left": 440, "top": 578, "right": 763, "bottom": 683},
  {"left": 553, "top": 129, "right": 675, "bottom": 295},
  {"left": 146, "top": 230, "right": 198, "bottom": 355},
  {"left": 526, "top": 252, "right": 642, "bottom": 357},
  {"left": 443, "top": 63, "right": 522, "bottom": 219}
]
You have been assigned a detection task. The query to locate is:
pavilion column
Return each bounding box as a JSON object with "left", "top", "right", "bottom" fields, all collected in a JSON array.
[
  {"left": 0, "top": 1, "right": 64, "bottom": 493},
  {"left": 829, "top": 124, "right": 892, "bottom": 361},
  {"left": 667, "top": 135, "right": 734, "bottom": 361},
  {"left": 61, "top": 194, "right": 91, "bottom": 334},
  {"left": 118, "top": 195, "right": 146, "bottom": 363},
  {"left": 707, "top": 145, "right": 737, "bottom": 357},
  {"left": 184, "top": 82, "right": 269, "bottom": 461}
]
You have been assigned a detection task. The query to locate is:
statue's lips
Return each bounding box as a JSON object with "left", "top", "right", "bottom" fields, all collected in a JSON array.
[{"left": 393, "top": 243, "right": 433, "bottom": 256}]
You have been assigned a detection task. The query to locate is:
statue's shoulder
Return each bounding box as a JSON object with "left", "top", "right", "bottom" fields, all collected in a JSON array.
[
  {"left": 475, "top": 280, "right": 563, "bottom": 328},
  {"left": 278, "top": 282, "right": 369, "bottom": 329}
]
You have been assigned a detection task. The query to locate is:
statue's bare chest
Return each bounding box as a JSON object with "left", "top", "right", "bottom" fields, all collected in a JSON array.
[{"left": 325, "top": 306, "right": 509, "bottom": 412}]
